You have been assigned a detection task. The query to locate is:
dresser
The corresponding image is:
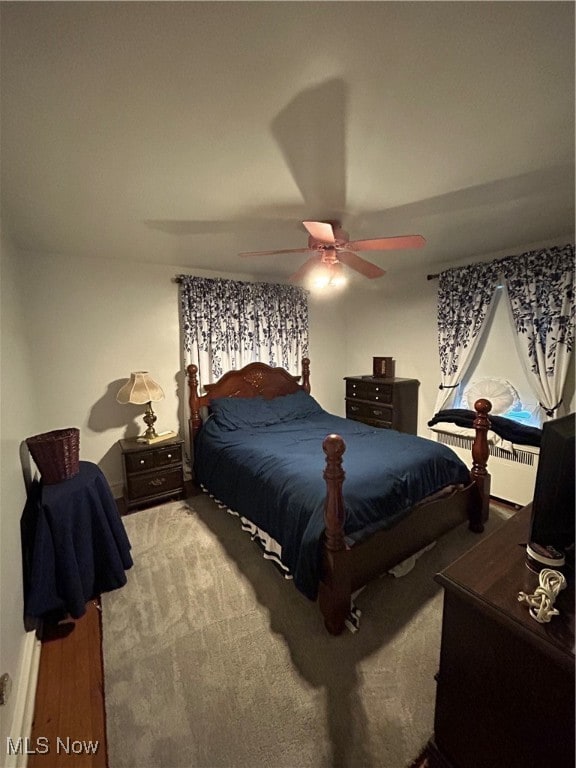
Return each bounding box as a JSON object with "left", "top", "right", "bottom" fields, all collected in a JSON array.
[
  {"left": 344, "top": 376, "right": 419, "bottom": 434},
  {"left": 119, "top": 437, "right": 185, "bottom": 510},
  {"left": 430, "top": 504, "right": 575, "bottom": 768}
]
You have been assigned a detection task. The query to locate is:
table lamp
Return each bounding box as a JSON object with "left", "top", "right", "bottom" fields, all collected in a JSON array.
[{"left": 116, "top": 372, "right": 165, "bottom": 440}]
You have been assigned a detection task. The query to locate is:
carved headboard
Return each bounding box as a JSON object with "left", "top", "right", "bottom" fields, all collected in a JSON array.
[{"left": 186, "top": 358, "right": 311, "bottom": 441}]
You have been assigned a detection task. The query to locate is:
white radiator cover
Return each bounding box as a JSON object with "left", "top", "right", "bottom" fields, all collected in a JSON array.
[{"left": 434, "top": 431, "right": 540, "bottom": 507}]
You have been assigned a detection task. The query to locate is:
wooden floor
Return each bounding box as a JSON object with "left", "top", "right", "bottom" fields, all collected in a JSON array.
[{"left": 28, "top": 601, "right": 107, "bottom": 768}]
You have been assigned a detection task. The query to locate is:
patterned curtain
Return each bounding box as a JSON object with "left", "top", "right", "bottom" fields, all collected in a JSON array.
[
  {"left": 496, "top": 244, "right": 575, "bottom": 420},
  {"left": 178, "top": 276, "right": 309, "bottom": 388},
  {"left": 435, "top": 262, "right": 499, "bottom": 412}
]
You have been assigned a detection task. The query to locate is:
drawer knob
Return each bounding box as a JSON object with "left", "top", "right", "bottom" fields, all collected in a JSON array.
[
  {"left": 167, "top": 453, "right": 172, "bottom": 459},
  {"left": 375, "top": 396, "right": 379, "bottom": 400},
  {"left": 139, "top": 459, "right": 145, "bottom": 465}
]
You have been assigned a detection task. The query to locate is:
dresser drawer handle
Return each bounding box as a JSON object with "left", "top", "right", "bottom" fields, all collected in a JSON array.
[
  {"left": 350, "top": 405, "right": 360, "bottom": 412},
  {"left": 150, "top": 478, "right": 166, "bottom": 487},
  {"left": 372, "top": 409, "right": 383, "bottom": 417}
]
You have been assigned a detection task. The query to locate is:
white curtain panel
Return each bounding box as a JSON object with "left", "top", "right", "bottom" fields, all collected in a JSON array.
[{"left": 435, "top": 263, "right": 499, "bottom": 413}]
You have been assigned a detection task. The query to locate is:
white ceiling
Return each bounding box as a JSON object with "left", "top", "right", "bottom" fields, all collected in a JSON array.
[{"left": 1, "top": 1, "right": 574, "bottom": 281}]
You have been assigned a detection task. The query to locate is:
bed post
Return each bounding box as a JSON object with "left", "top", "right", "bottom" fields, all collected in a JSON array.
[
  {"left": 318, "top": 433, "right": 350, "bottom": 635},
  {"left": 469, "top": 398, "right": 492, "bottom": 532},
  {"left": 186, "top": 364, "right": 203, "bottom": 445},
  {"left": 301, "top": 357, "right": 311, "bottom": 393}
]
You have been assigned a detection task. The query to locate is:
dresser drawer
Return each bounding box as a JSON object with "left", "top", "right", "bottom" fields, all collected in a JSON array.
[
  {"left": 127, "top": 466, "right": 184, "bottom": 500},
  {"left": 345, "top": 379, "right": 393, "bottom": 404},
  {"left": 346, "top": 400, "right": 393, "bottom": 427},
  {"left": 362, "top": 380, "right": 393, "bottom": 404},
  {"left": 346, "top": 380, "right": 370, "bottom": 400}
]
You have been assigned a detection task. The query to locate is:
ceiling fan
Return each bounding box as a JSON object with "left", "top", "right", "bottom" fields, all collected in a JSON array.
[{"left": 239, "top": 220, "right": 426, "bottom": 282}]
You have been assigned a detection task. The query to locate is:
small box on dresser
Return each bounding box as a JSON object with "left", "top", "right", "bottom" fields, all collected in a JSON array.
[
  {"left": 344, "top": 376, "right": 419, "bottom": 434},
  {"left": 120, "top": 437, "right": 185, "bottom": 510}
]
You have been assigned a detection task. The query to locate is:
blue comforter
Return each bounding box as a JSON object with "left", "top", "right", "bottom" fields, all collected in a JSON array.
[{"left": 195, "top": 403, "right": 471, "bottom": 600}]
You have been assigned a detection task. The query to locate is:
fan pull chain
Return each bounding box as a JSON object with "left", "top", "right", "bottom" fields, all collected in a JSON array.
[{"left": 517, "top": 568, "right": 567, "bottom": 623}]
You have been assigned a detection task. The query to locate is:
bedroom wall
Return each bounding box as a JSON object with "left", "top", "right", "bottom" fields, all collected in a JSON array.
[
  {"left": 342, "top": 237, "right": 576, "bottom": 437},
  {"left": 16, "top": 251, "right": 348, "bottom": 496},
  {"left": 0, "top": 224, "right": 41, "bottom": 747}
]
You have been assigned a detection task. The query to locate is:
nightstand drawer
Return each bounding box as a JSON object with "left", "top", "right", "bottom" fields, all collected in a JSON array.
[
  {"left": 124, "top": 450, "right": 156, "bottom": 474},
  {"left": 127, "top": 466, "right": 184, "bottom": 500},
  {"left": 154, "top": 444, "right": 182, "bottom": 468},
  {"left": 124, "top": 444, "right": 182, "bottom": 474}
]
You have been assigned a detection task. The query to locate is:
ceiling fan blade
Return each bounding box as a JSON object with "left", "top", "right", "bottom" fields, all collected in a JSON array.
[
  {"left": 239, "top": 247, "right": 314, "bottom": 258},
  {"left": 288, "top": 256, "right": 321, "bottom": 282},
  {"left": 337, "top": 250, "right": 386, "bottom": 279},
  {"left": 302, "top": 221, "right": 336, "bottom": 243},
  {"left": 345, "top": 235, "right": 426, "bottom": 251}
]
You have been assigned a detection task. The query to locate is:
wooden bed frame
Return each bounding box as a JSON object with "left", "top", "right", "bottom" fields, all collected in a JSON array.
[{"left": 186, "top": 358, "right": 492, "bottom": 635}]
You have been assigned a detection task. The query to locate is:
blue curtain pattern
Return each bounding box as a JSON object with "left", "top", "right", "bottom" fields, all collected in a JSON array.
[
  {"left": 495, "top": 244, "right": 574, "bottom": 377},
  {"left": 178, "top": 276, "right": 309, "bottom": 380}
]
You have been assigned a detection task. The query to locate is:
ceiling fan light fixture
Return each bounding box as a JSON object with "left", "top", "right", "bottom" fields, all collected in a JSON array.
[
  {"left": 309, "top": 262, "right": 347, "bottom": 290},
  {"left": 328, "top": 261, "right": 347, "bottom": 288}
]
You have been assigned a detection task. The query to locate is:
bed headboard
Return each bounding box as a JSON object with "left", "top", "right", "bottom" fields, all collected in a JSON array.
[{"left": 186, "top": 358, "right": 311, "bottom": 440}]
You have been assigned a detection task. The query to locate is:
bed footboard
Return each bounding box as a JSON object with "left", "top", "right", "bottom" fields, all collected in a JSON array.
[{"left": 317, "top": 400, "right": 492, "bottom": 635}]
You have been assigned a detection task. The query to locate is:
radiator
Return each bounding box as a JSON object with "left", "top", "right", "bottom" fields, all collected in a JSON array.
[{"left": 434, "top": 430, "right": 540, "bottom": 507}]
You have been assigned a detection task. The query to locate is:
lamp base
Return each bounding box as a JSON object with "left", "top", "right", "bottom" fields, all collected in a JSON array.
[{"left": 143, "top": 402, "right": 158, "bottom": 439}]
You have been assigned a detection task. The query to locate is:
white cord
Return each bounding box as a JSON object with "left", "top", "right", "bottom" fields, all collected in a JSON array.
[{"left": 518, "top": 568, "right": 567, "bottom": 623}]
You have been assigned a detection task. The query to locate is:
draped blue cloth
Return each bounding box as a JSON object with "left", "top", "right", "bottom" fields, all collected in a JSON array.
[{"left": 21, "top": 461, "right": 133, "bottom": 620}]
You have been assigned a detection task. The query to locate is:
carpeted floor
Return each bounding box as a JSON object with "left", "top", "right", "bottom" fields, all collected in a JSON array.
[{"left": 101, "top": 496, "right": 511, "bottom": 768}]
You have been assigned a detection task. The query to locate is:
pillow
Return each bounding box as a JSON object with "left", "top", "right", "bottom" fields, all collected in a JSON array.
[
  {"left": 209, "top": 396, "right": 280, "bottom": 430},
  {"left": 462, "top": 377, "right": 520, "bottom": 416},
  {"left": 267, "top": 389, "right": 325, "bottom": 421}
]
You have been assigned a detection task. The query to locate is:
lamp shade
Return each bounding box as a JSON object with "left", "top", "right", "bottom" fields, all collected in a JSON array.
[{"left": 116, "top": 372, "right": 165, "bottom": 405}]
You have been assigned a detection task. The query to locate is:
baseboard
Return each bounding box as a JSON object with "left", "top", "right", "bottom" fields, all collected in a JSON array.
[{"left": 3, "top": 631, "right": 42, "bottom": 768}]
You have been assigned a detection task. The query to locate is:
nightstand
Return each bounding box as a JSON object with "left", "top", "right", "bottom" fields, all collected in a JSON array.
[{"left": 119, "top": 437, "right": 185, "bottom": 510}]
